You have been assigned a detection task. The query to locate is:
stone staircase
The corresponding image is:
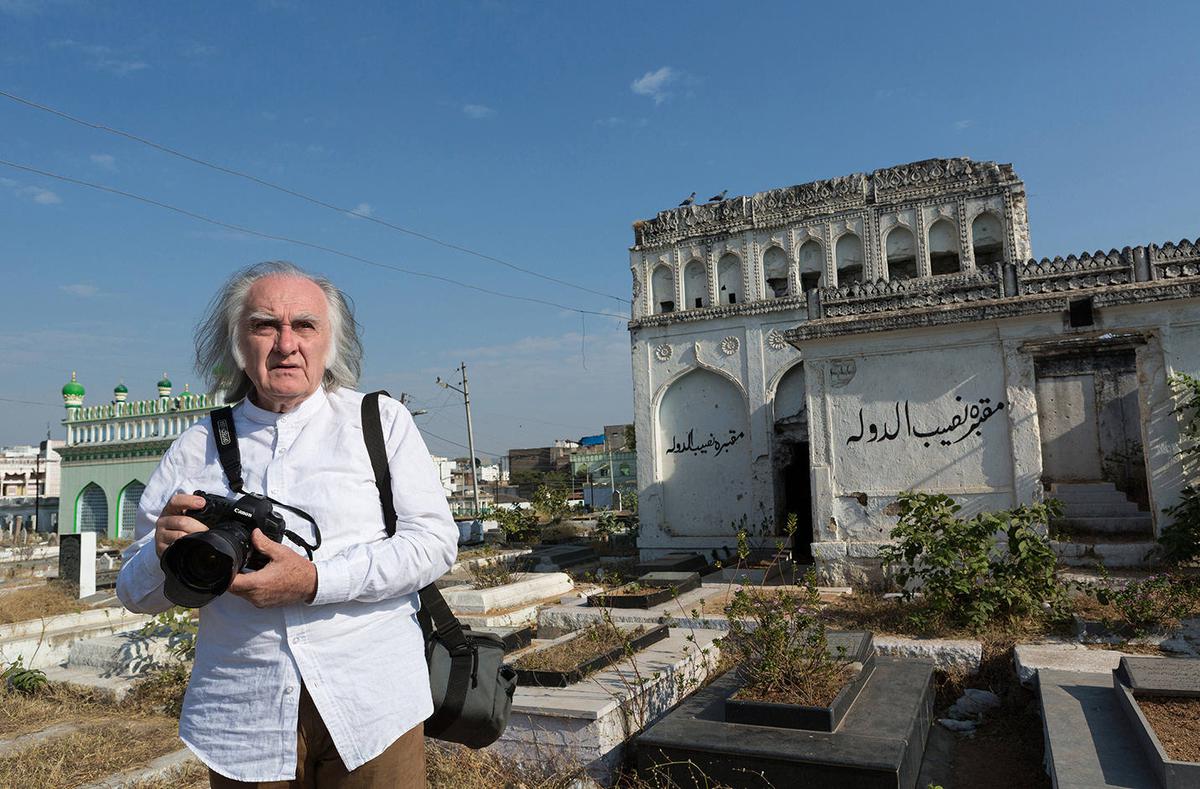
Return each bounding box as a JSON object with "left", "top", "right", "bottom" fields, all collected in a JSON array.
[{"left": 1048, "top": 482, "right": 1158, "bottom": 568}]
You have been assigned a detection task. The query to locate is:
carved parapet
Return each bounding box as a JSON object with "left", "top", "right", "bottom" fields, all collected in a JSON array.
[
  {"left": 1150, "top": 238, "right": 1200, "bottom": 280},
  {"left": 818, "top": 267, "right": 1004, "bottom": 318},
  {"left": 631, "top": 157, "right": 1022, "bottom": 249},
  {"left": 1015, "top": 249, "right": 1133, "bottom": 295}
]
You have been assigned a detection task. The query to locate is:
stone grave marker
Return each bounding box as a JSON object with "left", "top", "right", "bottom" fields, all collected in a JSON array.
[
  {"left": 58, "top": 532, "right": 97, "bottom": 598},
  {"left": 1119, "top": 656, "right": 1200, "bottom": 696}
]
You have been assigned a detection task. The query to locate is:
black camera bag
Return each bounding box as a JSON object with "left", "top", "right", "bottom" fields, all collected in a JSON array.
[{"left": 360, "top": 391, "right": 516, "bottom": 748}]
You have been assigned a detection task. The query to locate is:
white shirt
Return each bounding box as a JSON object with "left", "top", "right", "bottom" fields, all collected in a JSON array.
[{"left": 116, "top": 387, "right": 458, "bottom": 781}]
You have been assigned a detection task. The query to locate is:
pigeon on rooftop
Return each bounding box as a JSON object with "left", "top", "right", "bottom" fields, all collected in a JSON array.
[
  {"left": 679, "top": 192, "right": 696, "bottom": 207},
  {"left": 708, "top": 190, "right": 727, "bottom": 202}
]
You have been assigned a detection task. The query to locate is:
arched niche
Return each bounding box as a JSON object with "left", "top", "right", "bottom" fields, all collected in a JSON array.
[
  {"left": 835, "top": 233, "right": 864, "bottom": 285},
  {"left": 798, "top": 239, "right": 823, "bottom": 292},
  {"left": 928, "top": 218, "right": 961, "bottom": 275},
  {"left": 683, "top": 259, "right": 708, "bottom": 309},
  {"left": 972, "top": 212, "right": 1004, "bottom": 266},
  {"left": 885, "top": 225, "right": 917, "bottom": 280},
  {"left": 118, "top": 480, "right": 146, "bottom": 539},
  {"left": 651, "top": 264, "right": 675, "bottom": 313},
  {"left": 717, "top": 253, "right": 742, "bottom": 305},
  {"left": 773, "top": 363, "right": 807, "bottom": 427},
  {"left": 657, "top": 368, "right": 751, "bottom": 536},
  {"left": 762, "top": 246, "right": 790, "bottom": 299},
  {"left": 76, "top": 482, "right": 108, "bottom": 535}
]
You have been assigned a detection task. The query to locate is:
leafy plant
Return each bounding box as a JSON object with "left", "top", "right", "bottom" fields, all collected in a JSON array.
[
  {"left": 1158, "top": 373, "right": 1200, "bottom": 564},
  {"left": 1088, "top": 572, "right": 1200, "bottom": 635},
  {"left": 532, "top": 485, "right": 569, "bottom": 523},
  {"left": 1, "top": 656, "right": 48, "bottom": 694},
  {"left": 469, "top": 560, "right": 514, "bottom": 589},
  {"left": 491, "top": 506, "right": 540, "bottom": 543},
  {"left": 721, "top": 570, "right": 852, "bottom": 706},
  {"left": 879, "top": 492, "right": 1068, "bottom": 633},
  {"left": 141, "top": 607, "right": 198, "bottom": 662}
]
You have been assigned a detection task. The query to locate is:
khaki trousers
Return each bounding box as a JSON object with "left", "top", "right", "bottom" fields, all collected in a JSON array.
[{"left": 208, "top": 686, "right": 425, "bottom": 788}]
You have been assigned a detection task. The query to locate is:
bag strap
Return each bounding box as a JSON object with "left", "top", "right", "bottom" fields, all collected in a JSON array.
[
  {"left": 211, "top": 407, "right": 244, "bottom": 493},
  {"left": 360, "top": 392, "right": 470, "bottom": 655},
  {"left": 208, "top": 404, "right": 322, "bottom": 559}
]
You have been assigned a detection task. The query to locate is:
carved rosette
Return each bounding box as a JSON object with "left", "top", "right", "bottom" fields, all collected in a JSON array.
[
  {"left": 767, "top": 330, "right": 789, "bottom": 351},
  {"left": 654, "top": 343, "right": 672, "bottom": 362},
  {"left": 720, "top": 336, "right": 740, "bottom": 356}
]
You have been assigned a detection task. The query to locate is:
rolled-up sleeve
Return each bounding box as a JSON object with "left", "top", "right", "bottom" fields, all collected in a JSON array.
[
  {"left": 310, "top": 399, "right": 457, "bottom": 605},
  {"left": 115, "top": 448, "right": 181, "bottom": 614}
]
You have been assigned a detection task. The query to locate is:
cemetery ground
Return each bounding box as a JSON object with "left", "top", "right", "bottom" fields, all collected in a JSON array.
[{"left": 3, "top": 497, "right": 1200, "bottom": 788}]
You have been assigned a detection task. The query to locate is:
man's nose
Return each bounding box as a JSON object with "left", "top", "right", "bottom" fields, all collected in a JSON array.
[{"left": 275, "top": 325, "right": 299, "bottom": 354}]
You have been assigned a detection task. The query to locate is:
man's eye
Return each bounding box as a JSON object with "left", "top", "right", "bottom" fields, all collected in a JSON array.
[
  {"left": 295, "top": 322, "right": 316, "bottom": 332},
  {"left": 252, "top": 323, "right": 277, "bottom": 334}
]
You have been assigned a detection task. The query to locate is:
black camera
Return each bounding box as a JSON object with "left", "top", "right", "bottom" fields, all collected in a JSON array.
[{"left": 160, "top": 490, "right": 287, "bottom": 608}]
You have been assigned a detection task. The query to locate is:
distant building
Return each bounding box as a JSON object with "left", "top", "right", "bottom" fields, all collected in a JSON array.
[
  {"left": 627, "top": 156, "right": 1200, "bottom": 581},
  {"left": 572, "top": 449, "right": 636, "bottom": 509},
  {"left": 0, "top": 440, "right": 63, "bottom": 532},
  {"left": 508, "top": 440, "right": 578, "bottom": 495},
  {"left": 604, "top": 423, "right": 634, "bottom": 452},
  {"left": 429, "top": 455, "right": 456, "bottom": 497},
  {"left": 55, "top": 373, "right": 223, "bottom": 538}
]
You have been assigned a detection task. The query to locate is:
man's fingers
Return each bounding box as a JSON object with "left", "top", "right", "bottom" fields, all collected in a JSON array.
[
  {"left": 165, "top": 493, "right": 207, "bottom": 516},
  {"left": 251, "top": 529, "right": 288, "bottom": 556}
]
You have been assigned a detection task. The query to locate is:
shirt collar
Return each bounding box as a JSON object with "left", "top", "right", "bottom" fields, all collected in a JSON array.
[{"left": 239, "top": 386, "right": 329, "bottom": 426}]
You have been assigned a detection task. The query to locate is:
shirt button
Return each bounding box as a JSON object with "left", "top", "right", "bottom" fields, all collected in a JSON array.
[
  {"left": 284, "top": 686, "right": 294, "bottom": 695},
  {"left": 291, "top": 636, "right": 302, "bottom": 644}
]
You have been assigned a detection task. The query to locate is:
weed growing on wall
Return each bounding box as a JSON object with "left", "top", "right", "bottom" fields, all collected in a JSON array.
[
  {"left": 1159, "top": 373, "right": 1200, "bottom": 563},
  {"left": 879, "top": 492, "right": 1068, "bottom": 633}
]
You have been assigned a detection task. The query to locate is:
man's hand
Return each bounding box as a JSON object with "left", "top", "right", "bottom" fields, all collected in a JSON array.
[
  {"left": 228, "top": 529, "right": 318, "bottom": 608},
  {"left": 155, "top": 493, "right": 209, "bottom": 558}
]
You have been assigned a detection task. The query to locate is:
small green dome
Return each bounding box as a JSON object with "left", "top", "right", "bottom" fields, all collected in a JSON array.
[
  {"left": 62, "top": 372, "right": 85, "bottom": 397},
  {"left": 113, "top": 382, "right": 128, "bottom": 394},
  {"left": 157, "top": 373, "right": 172, "bottom": 388}
]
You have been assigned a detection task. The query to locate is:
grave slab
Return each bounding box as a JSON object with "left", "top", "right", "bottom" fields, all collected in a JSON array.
[
  {"left": 1014, "top": 641, "right": 1149, "bottom": 687},
  {"left": 1118, "top": 655, "right": 1200, "bottom": 696},
  {"left": 635, "top": 656, "right": 935, "bottom": 789},
  {"left": 440, "top": 572, "right": 573, "bottom": 613},
  {"left": 537, "top": 583, "right": 724, "bottom": 638},
  {"left": 874, "top": 636, "right": 983, "bottom": 674},
  {"left": 635, "top": 551, "right": 710, "bottom": 575},
  {"left": 522, "top": 544, "right": 598, "bottom": 572},
  {"left": 1038, "top": 669, "right": 1157, "bottom": 788},
  {"left": 489, "top": 627, "right": 723, "bottom": 784}
]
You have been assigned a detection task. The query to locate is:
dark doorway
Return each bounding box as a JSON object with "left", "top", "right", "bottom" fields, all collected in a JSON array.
[{"left": 783, "top": 442, "right": 813, "bottom": 563}]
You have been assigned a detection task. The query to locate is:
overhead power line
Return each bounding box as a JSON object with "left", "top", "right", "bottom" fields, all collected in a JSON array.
[
  {"left": 415, "top": 425, "right": 500, "bottom": 458},
  {"left": 0, "top": 89, "right": 629, "bottom": 305},
  {"left": 0, "top": 159, "right": 628, "bottom": 322},
  {"left": 0, "top": 396, "right": 58, "bottom": 407}
]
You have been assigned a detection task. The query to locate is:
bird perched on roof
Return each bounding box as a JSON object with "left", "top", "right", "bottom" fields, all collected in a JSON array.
[
  {"left": 678, "top": 192, "right": 696, "bottom": 207},
  {"left": 708, "top": 190, "right": 727, "bottom": 203}
]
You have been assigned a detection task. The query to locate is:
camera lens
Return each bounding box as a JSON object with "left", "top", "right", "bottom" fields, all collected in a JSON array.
[{"left": 161, "top": 523, "right": 252, "bottom": 608}]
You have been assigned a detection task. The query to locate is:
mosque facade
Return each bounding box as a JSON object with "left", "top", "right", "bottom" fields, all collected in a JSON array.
[
  {"left": 626, "top": 157, "right": 1200, "bottom": 581},
  {"left": 56, "top": 373, "right": 223, "bottom": 539}
]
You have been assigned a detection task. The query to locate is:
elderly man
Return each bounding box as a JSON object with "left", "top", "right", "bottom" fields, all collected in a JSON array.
[{"left": 117, "top": 261, "right": 457, "bottom": 788}]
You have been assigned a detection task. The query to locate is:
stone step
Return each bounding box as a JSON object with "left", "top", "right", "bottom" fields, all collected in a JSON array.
[
  {"left": 1053, "top": 516, "right": 1154, "bottom": 537},
  {"left": 1052, "top": 541, "right": 1159, "bottom": 569},
  {"left": 66, "top": 630, "right": 177, "bottom": 677},
  {"left": 1049, "top": 482, "right": 1118, "bottom": 494},
  {"left": 41, "top": 665, "right": 139, "bottom": 702},
  {"left": 1056, "top": 500, "right": 1143, "bottom": 517}
]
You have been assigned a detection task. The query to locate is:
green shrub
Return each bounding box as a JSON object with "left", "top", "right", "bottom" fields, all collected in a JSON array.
[
  {"left": 1089, "top": 572, "right": 1200, "bottom": 635},
  {"left": 879, "top": 492, "right": 1068, "bottom": 633},
  {"left": 1159, "top": 373, "right": 1200, "bottom": 564},
  {"left": 1, "top": 657, "right": 48, "bottom": 695},
  {"left": 491, "top": 506, "right": 540, "bottom": 543}
]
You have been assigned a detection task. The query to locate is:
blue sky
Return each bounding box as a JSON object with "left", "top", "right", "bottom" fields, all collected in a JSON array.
[{"left": 2, "top": 1, "right": 1199, "bottom": 457}]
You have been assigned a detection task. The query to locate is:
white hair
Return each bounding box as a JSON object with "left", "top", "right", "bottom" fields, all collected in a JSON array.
[{"left": 195, "top": 261, "right": 363, "bottom": 402}]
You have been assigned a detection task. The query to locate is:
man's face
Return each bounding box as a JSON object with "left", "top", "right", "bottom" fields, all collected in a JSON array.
[{"left": 239, "top": 275, "right": 332, "bottom": 412}]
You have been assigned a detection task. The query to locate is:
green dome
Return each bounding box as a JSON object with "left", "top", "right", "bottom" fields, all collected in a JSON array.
[
  {"left": 113, "top": 382, "right": 128, "bottom": 394},
  {"left": 62, "top": 372, "right": 85, "bottom": 397},
  {"left": 157, "top": 373, "right": 172, "bottom": 388}
]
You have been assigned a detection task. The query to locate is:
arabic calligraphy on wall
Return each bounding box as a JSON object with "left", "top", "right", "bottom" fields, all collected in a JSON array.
[
  {"left": 845, "top": 397, "right": 1005, "bottom": 448},
  {"left": 665, "top": 428, "right": 746, "bottom": 458}
]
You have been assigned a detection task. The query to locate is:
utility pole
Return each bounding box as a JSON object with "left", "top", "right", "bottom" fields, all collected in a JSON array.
[{"left": 437, "top": 363, "right": 482, "bottom": 516}]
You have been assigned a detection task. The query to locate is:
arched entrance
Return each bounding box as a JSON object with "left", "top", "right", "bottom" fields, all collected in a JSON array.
[
  {"left": 657, "top": 368, "right": 751, "bottom": 536},
  {"left": 118, "top": 480, "right": 146, "bottom": 539},
  {"left": 76, "top": 483, "right": 108, "bottom": 535},
  {"left": 773, "top": 363, "right": 813, "bottom": 562}
]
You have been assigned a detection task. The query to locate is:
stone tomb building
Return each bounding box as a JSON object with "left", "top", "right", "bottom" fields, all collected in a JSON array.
[{"left": 626, "top": 157, "right": 1200, "bottom": 582}]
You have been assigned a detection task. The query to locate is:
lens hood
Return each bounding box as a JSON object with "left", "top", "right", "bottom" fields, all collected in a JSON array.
[{"left": 160, "top": 525, "right": 250, "bottom": 608}]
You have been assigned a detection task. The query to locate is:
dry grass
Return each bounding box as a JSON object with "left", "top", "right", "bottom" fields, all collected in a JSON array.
[
  {"left": 0, "top": 684, "right": 126, "bottom": 738},
  {"left": 0, "top": 718, "right": 180, "bottom": 789},
  {"left": 426, "top": 741, "right": 584, "bottom": 788},
  {"left": 513, "top": 622, "right": 644, "bottom": 673},
  {"left": 0, "top": 583, "right": 85, "bottom": 625},
  {"left": 126, "top": 760, "right": 208, "bottom": 789},
  {"left": 126, "top": 662, "right": 192, "bottom": 717},
  {"left": 699, "top": 585, "right": 845, "bottom": 616}
]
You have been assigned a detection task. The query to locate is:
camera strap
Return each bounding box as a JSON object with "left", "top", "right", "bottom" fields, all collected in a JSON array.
[{"left": 209, "top": 406, "right": 322, "bottom": 559}]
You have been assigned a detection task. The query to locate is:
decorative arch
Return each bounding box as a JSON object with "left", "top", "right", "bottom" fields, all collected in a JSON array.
[
  {"left": 772, "top": 362, "right": 807, "bottom": 424},
  {"left": 762, "top": 245, "right": 790, "bottom": 299},
  {"left": 656, "top": 367, "right": 752, "bottom": 536},
  {"left": 835, "top": 232, "right": 864, "bottom": 285},
  {"left": 651, "top": 264, "right": 675, "bottom": 313},
  {"left": 76, "top": 482, "right": 108, "bottom": 535},
  {"left": 884, "top": 224, "right": 918, "bottom": 280},
  {"left": 928, "top": 218, "right": 961, "bottom": 275},
  {"left": 717, "top": 253, "right": 742, "bottom": 305},
  {"left": 683, "top": 258, "right": 708, "bottom": 309},
  {"left": 117, "top": 480, "right": 146, "bottom": 539},
  {"left": 972, "top": 211, "right": 1005, "bottom": 266},
  {"left": 797, "top": 239, "right": 823, "bottom": 292}
]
